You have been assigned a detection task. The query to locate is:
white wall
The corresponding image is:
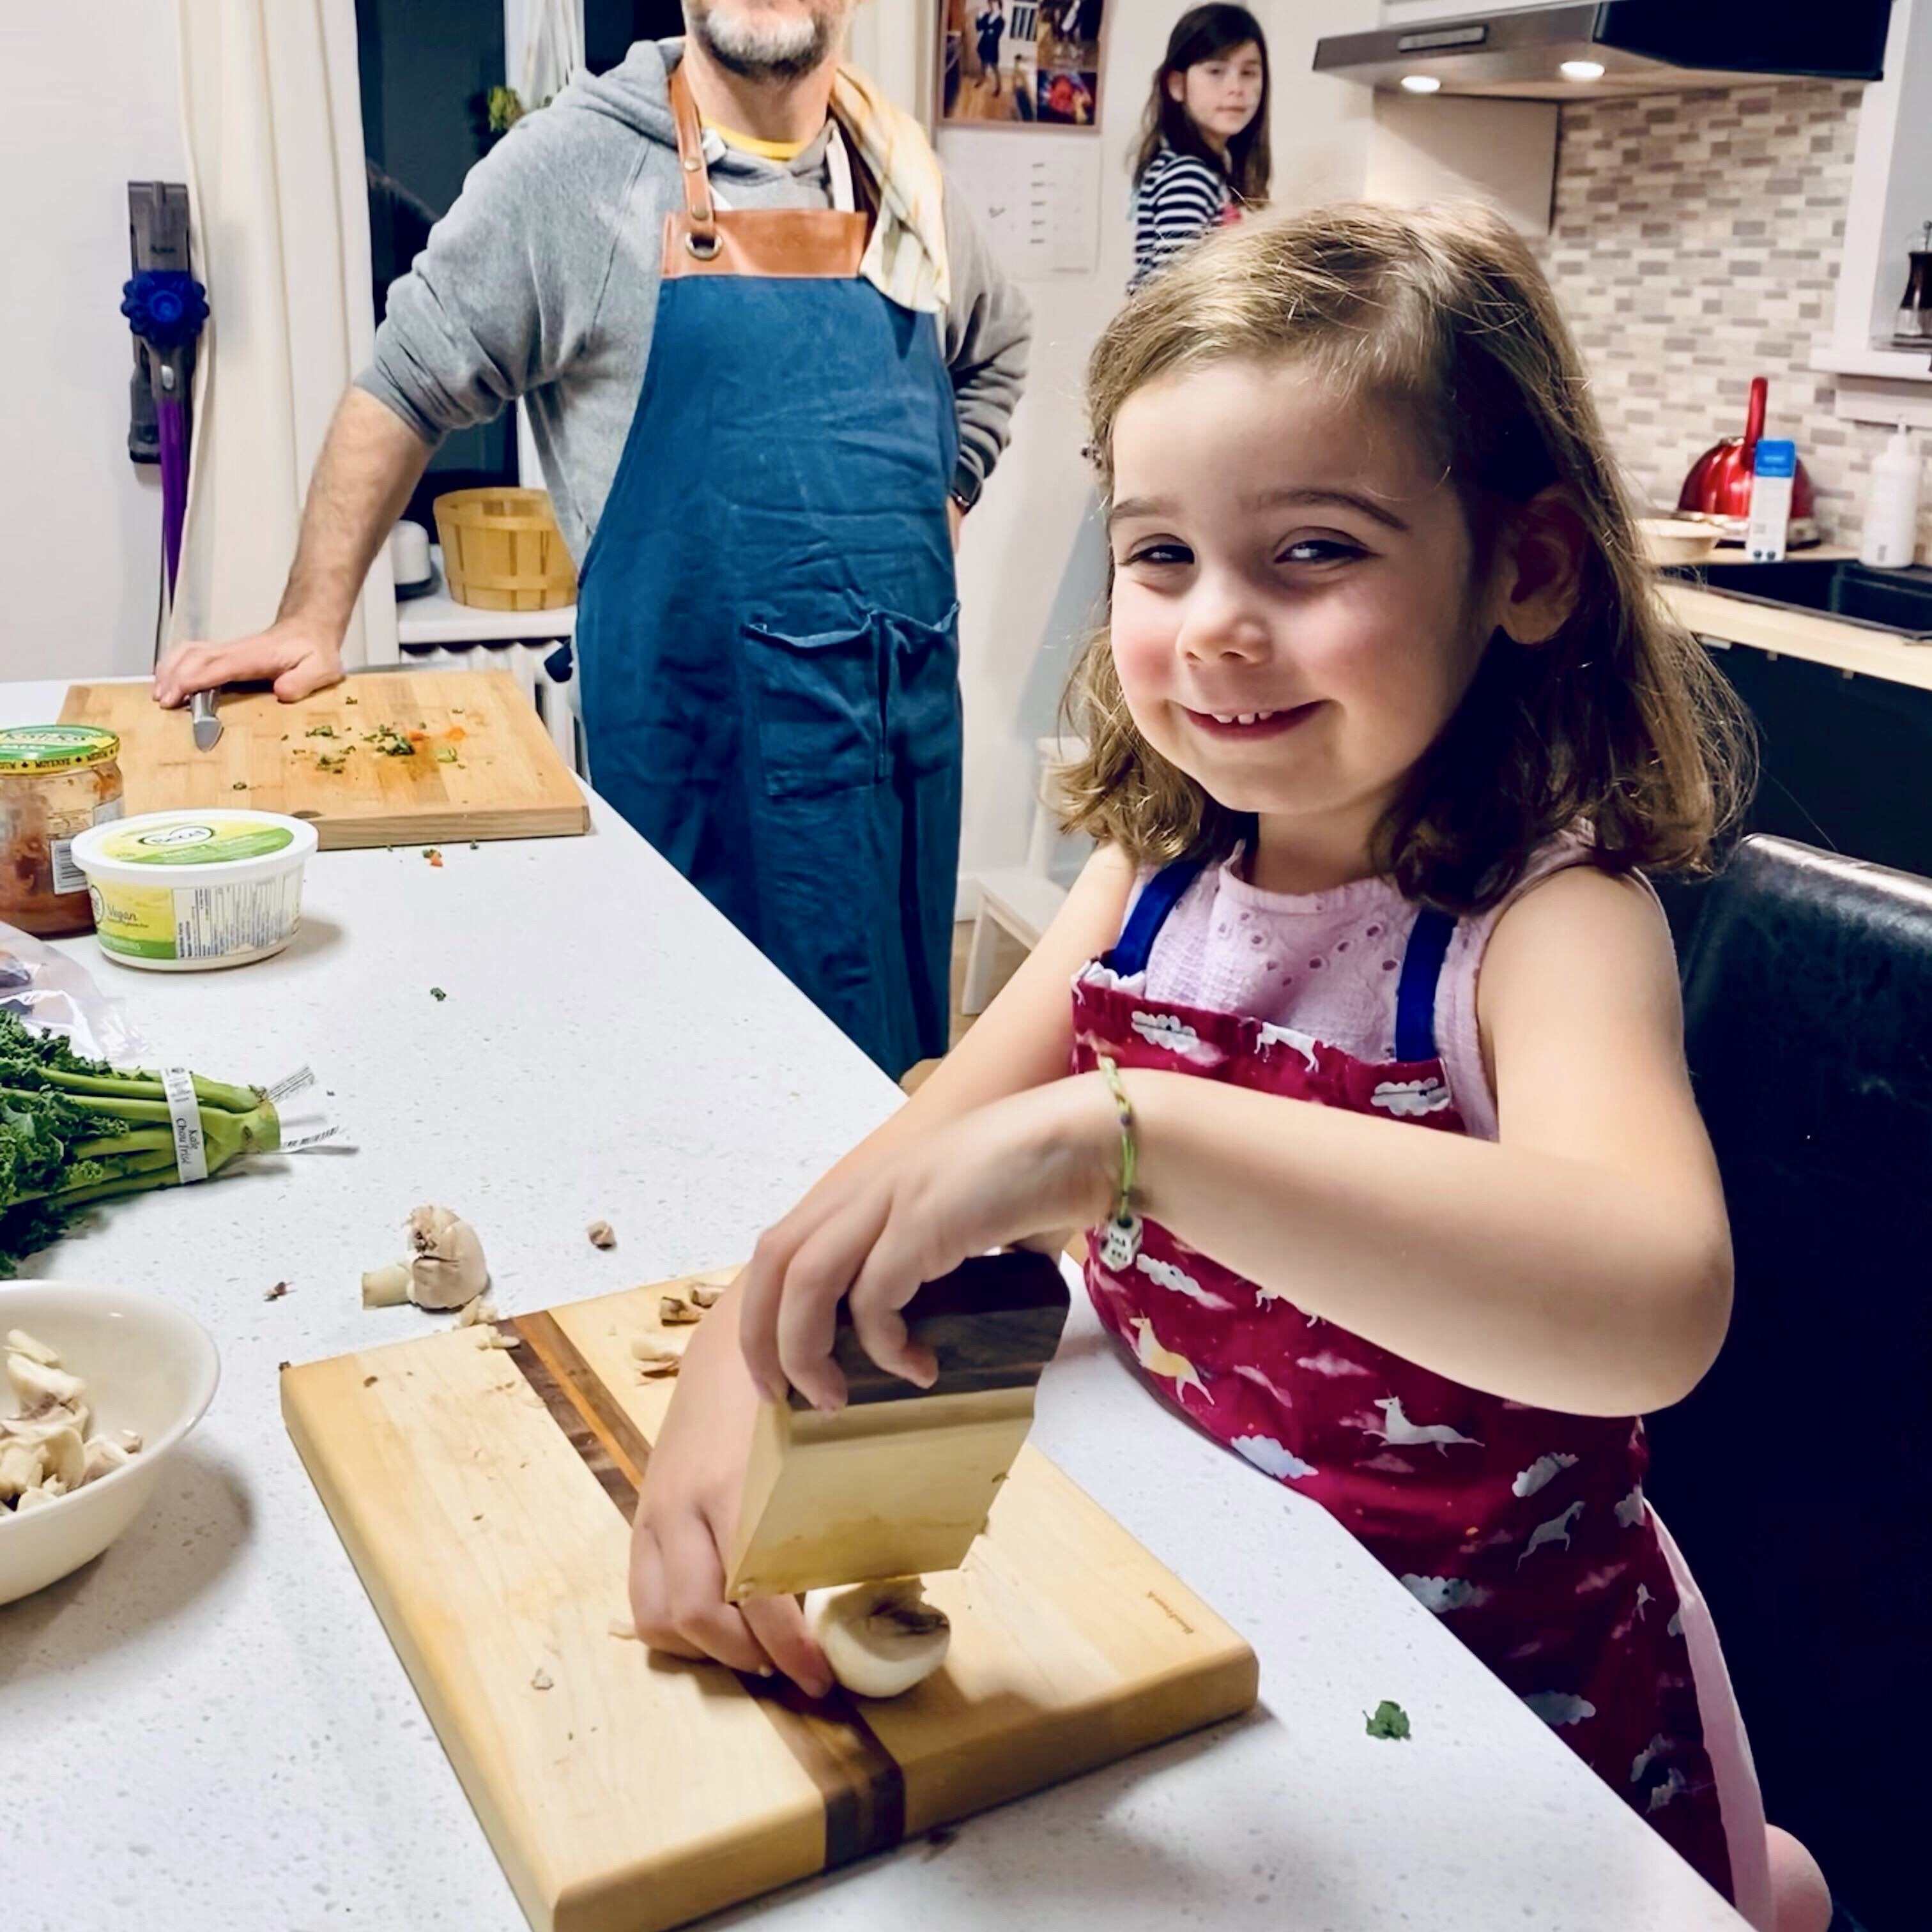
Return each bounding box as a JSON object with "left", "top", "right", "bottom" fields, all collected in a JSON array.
[
  {"left": 1, "top": 4, "right": 187, "bottom": 684},
  {"left": 949, "top": 0, "right": 1380, "bottom": 886}
]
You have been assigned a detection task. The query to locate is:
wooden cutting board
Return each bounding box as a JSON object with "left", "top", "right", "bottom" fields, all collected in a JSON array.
[
  {"left": 60, "top": 671, "right": 586, "bottom": 848},
  {"left": 282, "top": 1271, "right": 1259, "bottom": 1932}
]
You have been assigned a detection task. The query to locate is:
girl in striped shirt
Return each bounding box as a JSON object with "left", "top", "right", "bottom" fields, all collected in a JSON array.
[{"left": 1129, "top": 6, "right": 1271, "bottom": 292}]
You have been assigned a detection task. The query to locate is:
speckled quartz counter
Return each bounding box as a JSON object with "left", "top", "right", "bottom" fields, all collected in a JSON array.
[{"left": 1, "top": 677, "right": 1746, "bottom": 1931}]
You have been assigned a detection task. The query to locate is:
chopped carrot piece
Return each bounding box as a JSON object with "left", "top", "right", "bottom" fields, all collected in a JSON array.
[{"left": 446, "top": 724, "right": 467, "bottom": 741}]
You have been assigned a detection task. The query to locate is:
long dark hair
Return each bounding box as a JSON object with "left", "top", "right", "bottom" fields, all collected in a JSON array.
[{"left": 1131, "top": 6, "right": 1271, "bottom": 206}]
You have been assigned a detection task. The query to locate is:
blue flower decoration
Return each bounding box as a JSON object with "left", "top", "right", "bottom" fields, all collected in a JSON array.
[{"left": 122, "top": 270, "right": 209, "bottom": 349}]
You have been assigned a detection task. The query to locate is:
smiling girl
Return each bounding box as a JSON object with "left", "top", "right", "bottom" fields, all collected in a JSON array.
[
  {"left": 630, "top": 203, "right": 1832, "bottom": 1930},
  {"left": 1129, "top": 7, "right": 1270, "bottom": 291}
]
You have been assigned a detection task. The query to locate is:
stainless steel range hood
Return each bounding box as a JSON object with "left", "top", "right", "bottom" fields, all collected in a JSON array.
[{"left": 1314, "top": 3, "right": 1892, "bottom": 101}]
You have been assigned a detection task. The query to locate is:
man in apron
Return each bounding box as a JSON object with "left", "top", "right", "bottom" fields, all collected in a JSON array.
[{"left": 155, "top": 3, "right": 1032, "bottom": 1077}]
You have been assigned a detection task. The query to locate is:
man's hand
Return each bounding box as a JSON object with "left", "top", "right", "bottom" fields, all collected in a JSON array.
[
  {"left": 151, "top": 387, "right": 433, "bottom": 712},
  {"left": 153, "top": 617, "right": 345, "bottom": 708},
  {"left": 947, "top": 498, "right": 965, "bottom": 552}
]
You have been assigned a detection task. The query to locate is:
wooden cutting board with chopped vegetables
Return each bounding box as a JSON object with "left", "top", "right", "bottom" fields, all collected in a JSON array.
[
  {"left": 59, "top": 670, "right": 586, "bottom": 849},
  {"left": 281, "top": 1270, "right": 1258, "bottom": 1932}
]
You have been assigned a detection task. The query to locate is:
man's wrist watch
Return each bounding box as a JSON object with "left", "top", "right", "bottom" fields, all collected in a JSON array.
[{"left": 949, "top": 474, "right": 981, "bottom": 518}]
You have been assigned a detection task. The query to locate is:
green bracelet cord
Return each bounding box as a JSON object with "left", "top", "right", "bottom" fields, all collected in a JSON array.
[{"left": 1094, "top": 1055, "right": 1143, "bottom": 1269}]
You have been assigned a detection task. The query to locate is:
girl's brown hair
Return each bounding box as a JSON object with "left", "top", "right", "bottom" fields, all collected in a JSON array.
[
  {"left": 1131, "top": 6, "right": 1273, "bottom": 208},
  {"left": 1061, "top": 199, "right": 1751, "bottom": 912}
]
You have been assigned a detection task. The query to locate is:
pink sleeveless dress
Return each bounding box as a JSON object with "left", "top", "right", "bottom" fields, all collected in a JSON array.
[{"left": 1070, "top": 842, "right": 1772, "bottom": 1924}]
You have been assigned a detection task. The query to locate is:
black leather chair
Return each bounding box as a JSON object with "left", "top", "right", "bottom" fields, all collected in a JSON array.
[{"left": 1644, "top": 836, "right": 1932, "bottom": 1932}]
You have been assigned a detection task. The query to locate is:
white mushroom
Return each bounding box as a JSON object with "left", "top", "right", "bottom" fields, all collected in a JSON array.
[
  {"left": 803, "top": 1579, "right": 951, "bottom": 1700},
  {"left": 4, "top": 1329, "right": 62, "bottom": 1367},
  {"left": 406, "top": 1205, "right": 490, "bottom": 1311},
  {"left": 0, "top": 1436, "right": 49, "bottom": 1502},
  {"left": 360, "top": 1263, "right": 411, "bottom": 1309},
  {"left": 454, "top": 1295, "right": 499, "bottom": 1330},
  {"left": 13, "top": 1484, "right": 63, "bottom": 1513},
  {"left": 6, "top": 1349, "right": 88, "bottom": 1423},
  {"left": 81, "top": 1436, "right": 134, "bottom": 1483},
  {"left": 1, "top": 1414, "right": 85, "bottom": 1491}
]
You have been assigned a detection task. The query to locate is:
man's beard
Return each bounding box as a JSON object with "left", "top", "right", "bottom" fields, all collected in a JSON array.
[{"left": 689, "top": 2, "right": 843, "bottom": 82}]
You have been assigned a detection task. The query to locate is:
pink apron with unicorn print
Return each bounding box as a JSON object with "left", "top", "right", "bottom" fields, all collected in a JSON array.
[{"left": 1071, "top": 855, "right": 1746, "bottom": 1905}]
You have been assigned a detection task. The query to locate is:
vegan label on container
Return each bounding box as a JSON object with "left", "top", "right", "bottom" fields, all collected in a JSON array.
[{"left": 93, "top": 817, "right": 298, "bottom": 867}]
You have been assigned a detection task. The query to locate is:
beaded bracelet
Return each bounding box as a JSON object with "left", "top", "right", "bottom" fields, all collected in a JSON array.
[{"left": 1094, "top": 1055, "right": 1143, "bottom": 1269}]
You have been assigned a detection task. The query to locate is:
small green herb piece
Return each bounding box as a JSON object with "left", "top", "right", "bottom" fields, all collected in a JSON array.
[
  {"left": 435, "top": 746, "right": 459, "bottom": 764},
  {"left": 1365, "top": 1701, "right": 1411, "bottom": 1742},
  {"left": 430, "top": 987, "right": 447, "bottom": 1002},
  {"left": 344, "top": 696, "right": 358, "bottom": 705},
  {"left": 231, "top": 781, "right": 247, "bottom": 791},
  {"left": 305, "top": 725, "right": 335, "bottom": 739}
]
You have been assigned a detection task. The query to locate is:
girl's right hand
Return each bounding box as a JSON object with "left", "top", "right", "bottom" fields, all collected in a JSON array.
[{"left": 627, "top": 1284, "right": 834, "bottom": 1698}]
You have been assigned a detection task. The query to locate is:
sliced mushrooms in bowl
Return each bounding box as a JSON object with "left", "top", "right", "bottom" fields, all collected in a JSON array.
[{"left": 0, "top": 1282, "right": 218, "bottom": 1605}]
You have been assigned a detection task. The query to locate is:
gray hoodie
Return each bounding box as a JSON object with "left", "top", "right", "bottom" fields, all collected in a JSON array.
[{"left": 357, "top": 38, "right": 1032, "bottom": 564}]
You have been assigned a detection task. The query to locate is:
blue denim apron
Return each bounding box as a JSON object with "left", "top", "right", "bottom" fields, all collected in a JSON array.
[{"left": 575, "top": 64, "right": 961, "bottom": 1076}]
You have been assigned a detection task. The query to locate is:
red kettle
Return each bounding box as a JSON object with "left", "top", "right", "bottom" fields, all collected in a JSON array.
[{"left": 1678, "top": 376, "right": 1816, "bottom": 520}]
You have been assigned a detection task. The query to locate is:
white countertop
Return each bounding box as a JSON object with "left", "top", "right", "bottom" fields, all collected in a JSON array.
[{"left": 1, "top": 675, "right": 1745, "bottom": 1932}]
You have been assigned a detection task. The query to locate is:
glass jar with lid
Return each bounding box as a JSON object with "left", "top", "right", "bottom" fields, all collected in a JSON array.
[{"left": 0, "top": 726, "right": 126, "bottom": 937}]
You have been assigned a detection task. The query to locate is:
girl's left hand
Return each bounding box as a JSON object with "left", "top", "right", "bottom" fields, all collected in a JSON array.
[{"left": 738, "top": 1077, "right": 1114, "bottom": 1413}]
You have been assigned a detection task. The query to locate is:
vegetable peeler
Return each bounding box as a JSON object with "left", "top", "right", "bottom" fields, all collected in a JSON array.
[{"left": 724, "top": 1249, "right": 1071, "bottom": 1600}]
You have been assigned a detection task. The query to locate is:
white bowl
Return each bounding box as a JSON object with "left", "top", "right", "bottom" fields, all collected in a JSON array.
[
  {"left": 1637, "top": 516, "right": 1723, "bottom": 567},
  {"left": 0, "top": 1283, "right": 219, "bottom": 1605}
]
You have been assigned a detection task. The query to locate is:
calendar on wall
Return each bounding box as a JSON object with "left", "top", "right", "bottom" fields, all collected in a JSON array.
[{"left": 936, "top": 129, "right": 1105, "bottom": 277}]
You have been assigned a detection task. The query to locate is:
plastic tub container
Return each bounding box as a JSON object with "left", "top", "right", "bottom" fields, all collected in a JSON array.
[{"left": 70, "top": 809, "right": 319, "bottom": 971}]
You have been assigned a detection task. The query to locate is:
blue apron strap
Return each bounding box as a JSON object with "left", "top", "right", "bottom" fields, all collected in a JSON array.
[
  {"left": 1395, "top": 907, "right": 1457, "bottom": 1063},
  {"left": 1108, "top": 859, "right": 1204, "bottom": 977}
]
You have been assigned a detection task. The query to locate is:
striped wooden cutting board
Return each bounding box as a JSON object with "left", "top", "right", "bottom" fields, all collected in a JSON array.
[{"left": 281, "top": 1271, "right": 1259, "bottom": 1932}]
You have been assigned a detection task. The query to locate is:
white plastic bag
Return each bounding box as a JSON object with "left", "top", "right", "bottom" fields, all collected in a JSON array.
[{"left": 0, "top": 922, "right": 152, "bottom": 1065}]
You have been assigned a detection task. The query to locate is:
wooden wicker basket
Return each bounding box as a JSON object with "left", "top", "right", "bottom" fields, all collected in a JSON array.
[{"left": 433, "top": 487, "right": 577, "bottom": 611}]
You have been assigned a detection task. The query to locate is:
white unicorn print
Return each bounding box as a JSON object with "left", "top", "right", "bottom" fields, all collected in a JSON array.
[
  {"left": 1401, "top": 1575, "right": 1482, "bottom": 1614},
  {"left": 1522, "top": 1691, "right": 1597, "bottom": 1727},
  {"left": 1233, "top": 1436, "right": 1317, "bottom": 1481},
  {"left": 1135, "top": 1252, "right": 1234, "bottom": 1310},
  {"left": 1297, "top": 1350, "right": 1370, "bottom": 1379},
  {"left": 1233, "top": 1361, "right": 1296, "bottom": 1407},
  {"left": 1614, "top": 1485, "right": 1646, "bottom": 1529},
  {"left": 1128, "top": 1317, "right": 1211, "bottom": 1405},
  {"left": 1511, "top": 1452, "right": 1579, "bottom": 1498},
  {"left": 1517, "top": 1501, "right": 1585, "bottom": 1568},
  {"left": 1370, "top": 1077, "right": 1452, "bottom": 1118},
  {"left": 1630, "top": 1734, "right": 1669, "bottom": 1783},
  {"left": 1646, "top": 1768, "right": 1688, "bottom": 1813},
  {"left": 1667, "top": 1609, "right": 1684, "bottom": 1639},
  {"left": 1131, "top": 1011, "right": 1205, "bottom": 1058},
  {"left": 1372, "top": 1396, "right": 1482, "bottom": 1452}
]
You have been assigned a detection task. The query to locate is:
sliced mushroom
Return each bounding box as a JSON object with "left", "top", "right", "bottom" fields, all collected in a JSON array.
[
  {"left": 81, "top": 1436, "right": 134, "bottom": 1483},
  {"left": 5, "top": 1349, "right": 88, "bottom": 1422},
  {"left": 804, "top": 1579, "right": 951, "bottom": 1699},
  {"left": 4, "top": 1329, "right": 62, "bottom": 1367}
]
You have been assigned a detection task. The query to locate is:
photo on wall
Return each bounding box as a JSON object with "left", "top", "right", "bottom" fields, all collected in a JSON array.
[{"left": 937, "top": 0, "right": 1108, "bottom": 130}]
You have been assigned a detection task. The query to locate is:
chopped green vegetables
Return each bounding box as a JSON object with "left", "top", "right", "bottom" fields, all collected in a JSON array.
[
  {"left": 1365, "top": 1701, "right": 1411, "bottom": 1741},
  {"left": 0, "top": 1012, "right": 279, "bottom": 1276},
  {"left": 435, "top": 746, "right": 459, "bottom": 765},
  {"left": 364, "top": 725, "right": 416, "bottom": 758},
  {"left": 305, "top": 725, "right": 335, "bottom": 739},
  {"left": 430, "top": 987, "right": 447, "bottom": 1002}
]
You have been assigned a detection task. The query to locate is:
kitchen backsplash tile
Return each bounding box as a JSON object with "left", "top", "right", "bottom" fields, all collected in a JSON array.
[{"left": 1539, "top": 81, "right": 1931, "bottom": 565}]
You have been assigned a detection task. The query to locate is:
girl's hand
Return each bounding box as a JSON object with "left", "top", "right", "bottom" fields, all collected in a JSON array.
[
  {"left": 739, "top": 1077, "right": 1115, "bottom": 1412},
  {"left": 628, "top": 1286, "right": 834, "bottom": 1697}
]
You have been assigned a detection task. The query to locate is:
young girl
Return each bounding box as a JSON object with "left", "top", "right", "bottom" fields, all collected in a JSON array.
[
  {"left": 629, "top": 204, "right": 1831, "bottom": 1931},
  {"left": 1129, "top": 7, "right": 1269, "bottom": 291}
]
